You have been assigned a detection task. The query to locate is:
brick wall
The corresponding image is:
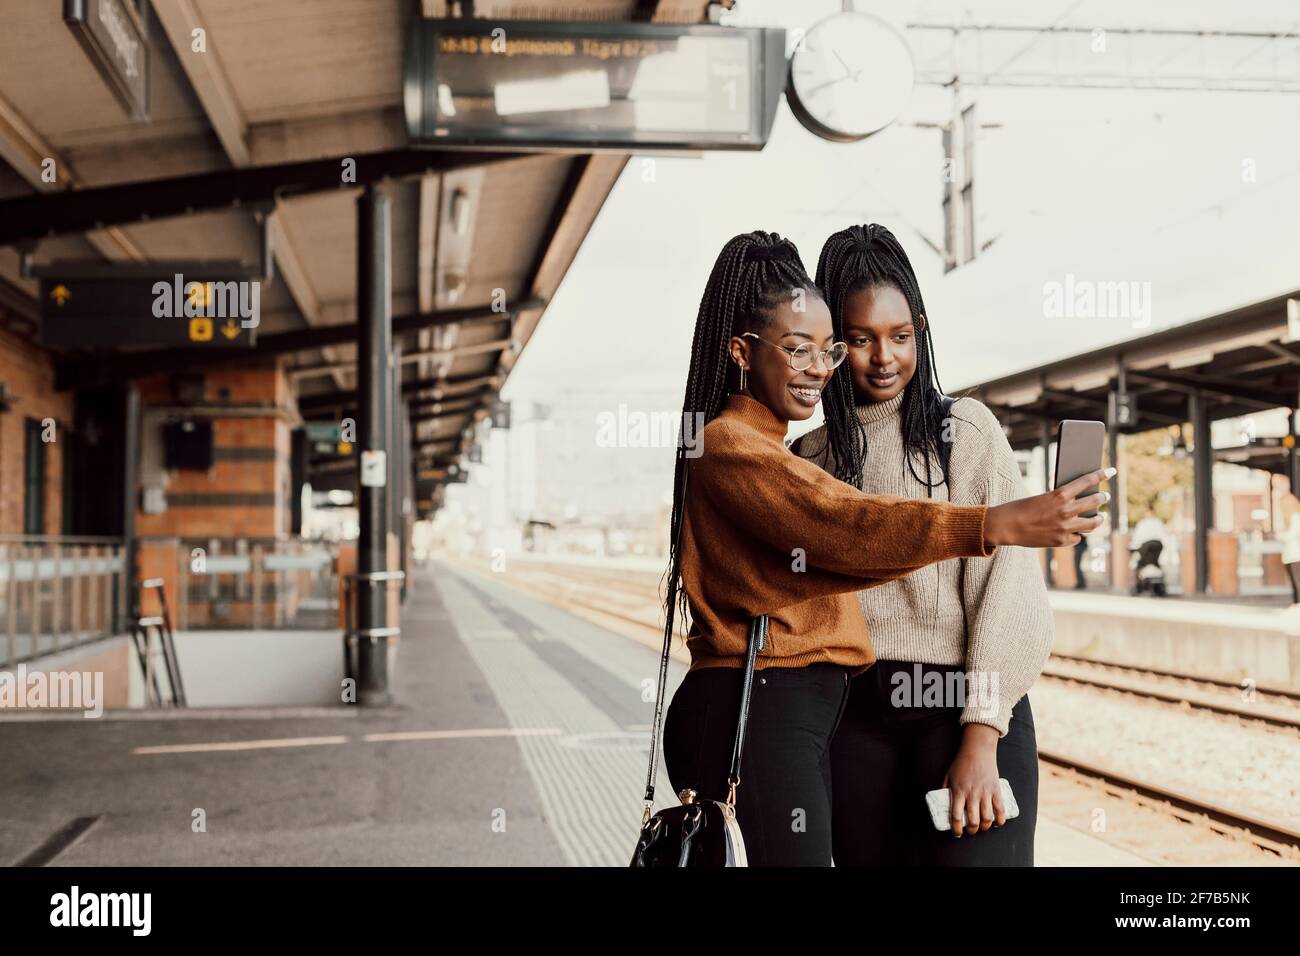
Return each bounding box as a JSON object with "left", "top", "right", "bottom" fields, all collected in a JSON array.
[
  {"left": 135, "top": 363, "right": 292, "bottom": 541},
  {"left": 134, "top": 363, "right": 294, "bottom": 622}
]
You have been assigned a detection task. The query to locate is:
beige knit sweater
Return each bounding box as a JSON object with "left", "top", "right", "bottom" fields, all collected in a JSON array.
[{"left": 796, "top": 393, "right": 1053, "bottom": 735}]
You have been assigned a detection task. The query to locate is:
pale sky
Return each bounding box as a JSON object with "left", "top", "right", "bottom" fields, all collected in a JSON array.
[{"left": 504, "top": 0, "right": 1300, "bottom": 418}]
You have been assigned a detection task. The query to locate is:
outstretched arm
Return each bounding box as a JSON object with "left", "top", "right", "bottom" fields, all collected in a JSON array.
[{"left": 692, "top": 420, "right": 993, "bottom": 587}]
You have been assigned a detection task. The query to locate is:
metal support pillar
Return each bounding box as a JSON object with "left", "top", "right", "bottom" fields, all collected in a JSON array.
[
  {"left": 354, "top": 186, "right": 395, "bottom": 705},
  {"left": 1190, "top": 391, "right": 1212, "bottom": 594},
  {"left": 117, "top": 382, "right": 140, "bottom": 634},
  {"left": 1288, "top": 408, "right": 1298, "bottom": 498},
  {"left": 394, "top": 370, "right": 411, "bottom": 602},
  {"left": 389, "top": 344, "right": 402, "bottom": 569},
  {"left": 1106, "top": 393, "right": 1121, "bottom": 591},
  {"left": 1041, "top": 418, "right": 1054, "bottom": 588}
]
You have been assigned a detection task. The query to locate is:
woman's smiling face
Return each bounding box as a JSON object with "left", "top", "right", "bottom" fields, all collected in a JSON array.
[
  {"left": 843, "top": 284, "right": 923, "bottom": 404},
  {"left": 729, "top": 293, "right": 836, "bottom": 423}
]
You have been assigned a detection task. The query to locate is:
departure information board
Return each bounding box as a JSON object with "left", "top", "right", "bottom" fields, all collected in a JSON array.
[{"left": 404, "top": 20, "right": 787, "bottom": 150}]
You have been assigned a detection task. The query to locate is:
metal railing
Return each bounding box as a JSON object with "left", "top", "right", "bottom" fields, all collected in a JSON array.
[
  {"left": 0, "top": 535, "right": 126, "bottom": 668},
  {"left": 177, "top": 538, "right": 339, "bottom": 630},
  {"left": 133, "top": 578, "right": 186, "bottom": 708}
]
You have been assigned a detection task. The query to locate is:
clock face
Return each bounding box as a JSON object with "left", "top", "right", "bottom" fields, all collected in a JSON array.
[{"left": 787, "top": 11, "right": 915, "bottom": 142}]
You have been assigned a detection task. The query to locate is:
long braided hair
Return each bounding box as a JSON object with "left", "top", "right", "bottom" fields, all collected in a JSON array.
[
  {"left": 662, "top": 230, "right": 822, "bottom": 631},
  {"left": 814, "top": 223, "right": 953, "bottom": 491}
]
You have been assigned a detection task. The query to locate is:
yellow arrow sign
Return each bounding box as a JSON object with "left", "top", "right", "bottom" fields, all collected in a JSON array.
[
  {"left": 221, "top": 319, "right": 240, "bottom": 340},
  {"left": 50, "top": 284, "right": 71, "bottom": 306}
]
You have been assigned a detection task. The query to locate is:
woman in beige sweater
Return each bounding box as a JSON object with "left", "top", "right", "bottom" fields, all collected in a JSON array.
[{"left": 795, "top": 224, "right": 1055, "bottom": 865}]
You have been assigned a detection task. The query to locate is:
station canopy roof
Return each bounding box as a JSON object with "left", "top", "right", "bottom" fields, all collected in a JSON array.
[
  {"left": 0, "top": 0, "right": 712, "bottom": 515},
  {"left": 958, "top": 290, "right": 1300, "bottom": 455}
]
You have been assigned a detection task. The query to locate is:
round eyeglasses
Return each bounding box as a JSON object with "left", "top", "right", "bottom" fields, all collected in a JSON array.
[{"left": 742, "top": 333, "right": 849, "bottom": 372}]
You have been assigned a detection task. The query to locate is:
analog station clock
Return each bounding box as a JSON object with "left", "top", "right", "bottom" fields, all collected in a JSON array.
[{"left": 786, "top": 10, "right": 916, "bottom": 143}]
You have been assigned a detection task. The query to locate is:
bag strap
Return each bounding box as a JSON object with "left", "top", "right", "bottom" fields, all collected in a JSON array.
[
  {"left": 640, "top": 458, "right": 767, "bottom": 824},
  {"left": 640, "top": 457, "right": 688, "bottom": 824},
  {"left": 725, "top": 614, "right": 767, "bottom": 806}
]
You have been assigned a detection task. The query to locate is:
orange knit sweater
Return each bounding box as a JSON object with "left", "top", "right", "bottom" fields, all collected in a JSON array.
[{"left": 680, "top": 393, "right": 994, "bottom": 674}]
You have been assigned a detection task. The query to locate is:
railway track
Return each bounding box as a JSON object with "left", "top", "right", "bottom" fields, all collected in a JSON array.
[
  {"left": 1037, "top": 749, "right": 1300, "bottom": 858},
  {"left": 1038, "top": 663, "right": 1300, "bottom": 730},
  {"left": 1050, "top": 651, "right": 1300, "bottom": 704}
]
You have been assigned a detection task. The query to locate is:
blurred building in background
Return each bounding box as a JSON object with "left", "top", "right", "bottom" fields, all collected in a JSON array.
[{"left": 429, "top": 387, "right": 678, "bottom": 562}]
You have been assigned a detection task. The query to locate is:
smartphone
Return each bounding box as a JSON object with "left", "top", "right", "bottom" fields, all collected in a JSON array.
[
  {"left": 925, "top": 779, "right": 1020, "bottom": 831},
  {"left": 1053, "top": 419, "right": 1107, "bottom": 518}
]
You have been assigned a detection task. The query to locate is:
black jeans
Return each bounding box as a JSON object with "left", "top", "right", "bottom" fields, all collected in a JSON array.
[
  {"left": 663, "top": 662, "right": 851, "bottom": 866},
  {"left": 830, "top": 660, "right": 1039, "bottom": 866}
]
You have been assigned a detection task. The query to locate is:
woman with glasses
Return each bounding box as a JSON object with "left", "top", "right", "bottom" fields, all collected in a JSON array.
[
  {"left": 795, "top": 223, "right": 1055, "bottom": 865},
  {"left": 658, "top": 230, "right": 1111, "bottom": 866}
]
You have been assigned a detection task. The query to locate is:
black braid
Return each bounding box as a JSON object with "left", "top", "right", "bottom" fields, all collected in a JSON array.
[
  {"left": 814, "top": 223, "right": 953, "bottom": 492},
  {"left": 661, "top": 231, "right": 822, "bottom": 633}
]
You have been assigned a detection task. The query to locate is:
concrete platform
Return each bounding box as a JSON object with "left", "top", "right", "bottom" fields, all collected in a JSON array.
[
  {"left": 1049, "top": 590, "right": 1300, "bottom": 693},
  {"left": 0, "top": 560, "right": 683, "bottom": 866},
  {"left": 1034, "top": 819, "right": 1154, "bottom": 867},
  {"left": 0, "top": 565, "right": 569, "bottom": 865}
]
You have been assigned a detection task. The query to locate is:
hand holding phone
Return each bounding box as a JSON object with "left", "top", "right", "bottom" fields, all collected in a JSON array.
[
  {"left": 925, "top": 778, "right": 1020, "bottom": 832},
  {"left": 1054, "top": 420, "right": 1107, "bottom": 519},
  {"left": 983, "top": 466, "right": 1112, "bottom": 548}
]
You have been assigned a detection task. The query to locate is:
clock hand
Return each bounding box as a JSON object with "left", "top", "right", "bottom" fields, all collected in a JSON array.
[
  {"left": 801, "top": 74, "right": 852, "bottom": 99},
  {"left": 831, "top": 49, "right": 871, "bottom": 85}
]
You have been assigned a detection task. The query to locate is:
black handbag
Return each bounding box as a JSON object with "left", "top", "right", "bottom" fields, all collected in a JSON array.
[{"left": 630, "top": 459, "right": 768, "bottom": 866}]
